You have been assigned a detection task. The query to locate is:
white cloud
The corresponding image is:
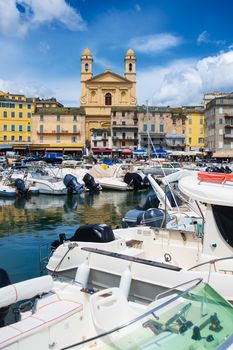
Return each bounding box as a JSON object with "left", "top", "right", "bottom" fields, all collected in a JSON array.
[
  {"left": 129, "top": 33, "right": 182, "bottom": 54},
  {"left": 0, "top": 0, "right": 86, "bottom": 37},
  {"left": 197, "top": 30, "right": 225, "bottom": 46},
  {"left": 137, "top": 50, "right": 233, "bottom": 106}
]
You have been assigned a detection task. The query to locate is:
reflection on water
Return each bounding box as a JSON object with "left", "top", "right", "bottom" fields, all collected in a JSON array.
[{"left": 0, "top": 190, "right": 151, "bottom": 283}]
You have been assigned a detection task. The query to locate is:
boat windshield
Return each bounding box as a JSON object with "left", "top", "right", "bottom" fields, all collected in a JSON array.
[{"left": 64, "top": 282, "right": 233, "bottom": 350}]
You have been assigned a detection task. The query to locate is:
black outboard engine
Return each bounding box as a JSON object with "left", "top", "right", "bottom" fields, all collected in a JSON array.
[
  {"left": 15, "top": 178, "right": 28, "bottom": 196},
  {"left": 63, "top": 174, "right": 84, "bottom": 195},
  {"left": 70, "top": 224, "right": 115, "bottom": 243},
  {"left": 83, "top": 173, "right": 101, "bottom": 192},
  {"left": 124, "top": 172, "right": 148, "bottom": 190},
  {"left": 0, "top": 268, "right": 11, "bottom": 327},
  {"left": 122, "top": 208, "right": 166, "bottom": 228},
  {"left": 165, "top": 190, "right": 182, "bottom": 207},
  {"left": 140, "top": 193, "right": 160, "bottom": 210}
]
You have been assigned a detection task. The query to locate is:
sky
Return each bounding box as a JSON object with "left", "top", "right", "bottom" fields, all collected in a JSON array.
[{"left": 0, "top": 0, "right": 233, "bottom": 107}]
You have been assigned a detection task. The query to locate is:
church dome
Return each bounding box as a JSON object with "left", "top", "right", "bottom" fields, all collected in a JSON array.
[
  {"left": 82, "top": 48, "right": 92, "bottom": 56},
  {"left": 126, "top": 48, "right": 135, "bottom": 56}
]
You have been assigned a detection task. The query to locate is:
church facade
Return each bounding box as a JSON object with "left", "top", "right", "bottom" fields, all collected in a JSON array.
[{"left": 80, "top": 48, "right": 137, "bottom": 142}]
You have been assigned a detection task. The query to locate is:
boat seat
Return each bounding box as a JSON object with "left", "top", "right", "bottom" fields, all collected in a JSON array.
[
  {"left": 90, "top": 287, "right": 139, "bottom": 334},
  {"left": 0, "top": 297, "right": 83, "bottom": 348}
]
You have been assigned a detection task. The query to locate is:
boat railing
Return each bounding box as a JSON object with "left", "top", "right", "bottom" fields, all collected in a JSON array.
[
  {"left": 155, "top": 277, "right": 202, "bottom": 300},
  {"left": 61, "top": 277, "right": 203, "bottom": 350},
  {"left": 188, "top": 256, "right": 233, "bottom": 273}
]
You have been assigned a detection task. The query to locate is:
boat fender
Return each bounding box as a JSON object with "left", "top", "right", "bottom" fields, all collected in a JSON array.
[
  {"left": 75, "top": 263, "right": 90, "bottom": 288},
  {"left": 119, "top": 268, "right": 132, "bottom": 298}
]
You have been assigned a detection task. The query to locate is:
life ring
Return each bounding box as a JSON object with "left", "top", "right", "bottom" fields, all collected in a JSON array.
[{"left": 164, "top": 253, "right": 172, "bottom": 262}]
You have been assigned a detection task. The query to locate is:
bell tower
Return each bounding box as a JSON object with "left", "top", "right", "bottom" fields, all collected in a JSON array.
[
  {"left": 124, "top": 48, "right": 136, "bottom": 82},
  {"left": 80, "top": 48, "right": 93, "bottom": 105}
]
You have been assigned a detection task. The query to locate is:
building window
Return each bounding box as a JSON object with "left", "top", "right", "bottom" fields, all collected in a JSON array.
[
  {"left": 40, "top": 125, "right": 44, "bottom": 132},
  {"left": 200, "top": 118, "right": 203, "bottom": 125},
  {"left": 143, "top": 124, "right": 147, "bottom": 132},
  {"left": 219, "top": 118, "right": 223, "bottom": 124},
  {"left": 122, "top": 112, "right": 125, "bottom": 117},
  {"left": 73, "top": 125, "right": 77, "bottom": 133},
  {"left": 11, "top": 125, "right": 15, "bottom": 131},
  {"left": 73, "top": 115, "right": 77, "bottom": 121},
  {"left": 3, "top": 136, "right": 7, "bottom": 141},
  {"left": 113, "top": 132, "right": 116, "bottom": 137},
  {"left": 189, "top": 128, "right": 192, "bottom": 134},
  {"left": 40, "top": 136, "right": 43, "bottom": 142},
  {"left": 113, "top": 121, "right": 116, "bottom": 125},
  {"left": 151, "top": 124, "right": 155, "bottom": 132},
  {"left": 19, "top": 125, "right": 23, "bottom": 131},
  {"left": 57, "top": 115, "right": 60, "bottom": 121},
  {"left": 72, "top": 137, "right": 77, "bottom": 143},
  {"left": 27, "top": 112, "right": 31, "bottom": 118},
  {"left": 11, "top": 111, "right": 15, "bottom": 118},
  {"left": 3, "top": 111, "right": 7, "bottom": 117},
  {"left": 3, "top": 125, "right": 7, "bottom": 131},
  {"left": 122, "top": 132, "right": 126, "bottom": 139},
  {"left": 198, "top": 138, "right": 204, "bottom": 143},
  {"left": 188, "top": 118, "right": 192, "bottom": 125},
  {"left": 40, "top": 115, "right": 44, "bottom": 121},
  {"left": 113, "top": 111, "right": 116, "bottom": 117},
  {"left": 56, "top": 125, "right": 60, "bottom": 133},
  {"left": 56, "top": 135, "right": 60, "bottom": 143},
  {"left": 19, "top": 103, "right": 23, "bottom": 109},
  {"left": 134, "top": 132, "right": 137, "bottom": 139},
  {"left": 19, "top": 136, "right": 22, "bottom": 141},
  {"left": 11, "top": 135, "right": 15, "bottom": 141},
  {"left": 103, "top": 141, "right": 106, "bottom": 147},
  {"left": 160, "top": 124, "right": 164, "bottom": 132},
  {"left": 27, "top": 125, "right": 31, "bottom": 132},
  {"left": 122, "top": 121, "right": 126, "bottom": 125},
  {"left": 85, "top": 63, "right": 88, "bottom": 72},
  {"left": 105, "top": 93, "right": 112, "bottom": 105},
  {"left": 122, "top": 141, "right": 125, "bottom": 146},
  {"left": 129, "top": 63, "right": 132, "bottom": 72},
  {"left": 93, "top": 141, "right": 97, "bottom": 147},
  {"left": 28, "top": 136, "right": 31, "bottom": 142},
  {"left": 27, "top": 104, "right": 31, "bottom": 109},
  {"left": 10, "top": 103, "right": 15, "bottom": 108},
  {"left": 189, "top": 137, "right": 192, "bottom": 143}
]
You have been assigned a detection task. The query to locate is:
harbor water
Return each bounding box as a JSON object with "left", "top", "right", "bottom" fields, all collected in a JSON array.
[{"left": 0, "top": 190, "right": 151, "bottom": 283}]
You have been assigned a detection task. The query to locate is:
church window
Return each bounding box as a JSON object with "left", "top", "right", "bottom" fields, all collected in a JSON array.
[
  {"left": 105, "top": 93, "right": 112, "bottom": 105},
  {"left": 129, "top": 63, "right": 132, "bottom": 72},
  {"left": 85, "top": 63, "right": 89, "bottom": 72}
]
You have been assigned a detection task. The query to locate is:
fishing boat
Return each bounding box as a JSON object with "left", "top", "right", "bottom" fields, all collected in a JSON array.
[
  {"left": 0, "top": 273, "right": 233, "bottom": 350},
  {"left": 47, "top": 171, "right": 233, "bottom": 302}
]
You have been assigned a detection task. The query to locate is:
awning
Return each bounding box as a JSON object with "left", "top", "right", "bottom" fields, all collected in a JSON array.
[
  {"left": 0, "top": 144, "right": 13, "bottom": 150},
  {"left": 122, "top": 149, "right": 133, "bottom": 155},
  {"left": 213, "top": 152, "right": 233, "bottom": 158},
  {"left": 92, "top": 148, "right": 112, "bottom": 154}
]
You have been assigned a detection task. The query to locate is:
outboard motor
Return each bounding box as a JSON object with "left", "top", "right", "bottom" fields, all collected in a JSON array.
[
  {"left": 63, "top": 174, "right": 84, "bottom": 195},
  {"left": 122, "top": 208, "right": 166, "bottom": 228},
  {"left": 15, "top": 178, "right": 28, "bottom": 196},
  {"left": 83, "top": 173, "right": 101, "bottom": 192},
  {"left": 140, "top": 193, "right": 160, "bottom": 210},
  {"left": 0, "top": 268, "right": 11, "bottom": 327},
  {"left": 70, "top": 224, "right": 115, "bottom": 243},
  {"left": 165, "top": 190, "right": 182, "bottom": 208},
  {"left": 124, "top": 172, "right": 146, "bottom": 190}
]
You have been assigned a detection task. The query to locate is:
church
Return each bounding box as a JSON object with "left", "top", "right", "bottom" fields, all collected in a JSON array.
[{"left": 80, "top": 48, "right": 137, "bottom": 142}]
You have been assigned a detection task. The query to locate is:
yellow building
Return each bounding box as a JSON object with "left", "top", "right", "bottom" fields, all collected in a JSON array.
[
  {"left": 0, "top": 91, "right": 35, "bottom": 151},
  {"left": 80, "top": 48, "right": 137, "bottom": 142},
  {"left": 184, "top": 106, "right": 205, "bottom": 150},
  {"left": 31, "top": 107, "right": 85, "bottom": 154}
]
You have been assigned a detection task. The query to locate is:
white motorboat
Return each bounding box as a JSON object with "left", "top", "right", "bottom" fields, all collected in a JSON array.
[
  {"left": 47, "top": 171, "right": 233, "bottom": 302},
  {"left": 0, "top": 273, "right": 233, "bottom": 350}
]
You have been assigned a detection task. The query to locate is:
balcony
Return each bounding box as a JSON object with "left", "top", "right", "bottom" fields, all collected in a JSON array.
[
  {"left": 225, "top": 124, "right": 233, "bottom": 128},
  {"left": 37, "top": 130, "right": 80, "bottom": 135},
  {"left": 224, "top": 134, "right": 233, "bottom": 138},
  {"left": 112, "top": 124, "right": 138, "bottom": 128}
]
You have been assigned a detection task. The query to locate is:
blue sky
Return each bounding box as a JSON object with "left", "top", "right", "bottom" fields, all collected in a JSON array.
[{"left": 0, "top": 0, "right": 233, "bottom": 106}]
